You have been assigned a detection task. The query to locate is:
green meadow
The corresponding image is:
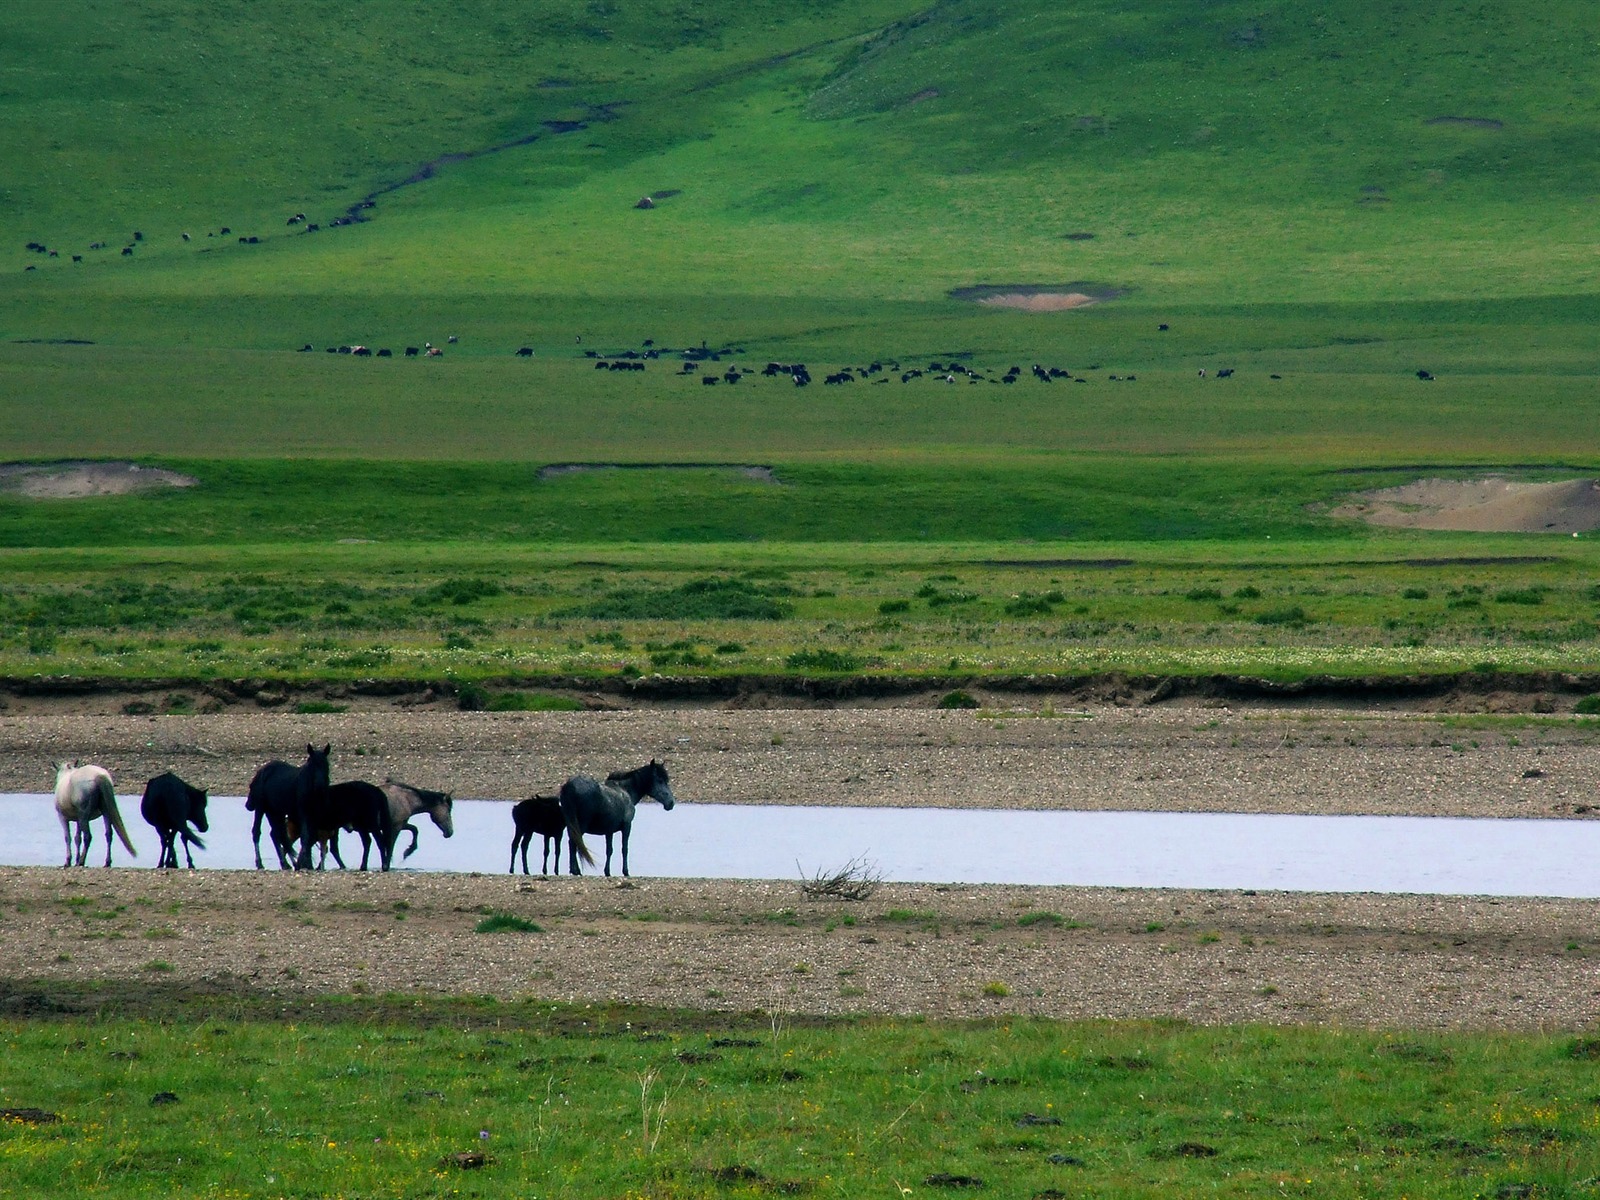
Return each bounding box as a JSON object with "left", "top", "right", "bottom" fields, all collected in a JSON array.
[
  {"left": 2, "top": 0, "right": 1599, "bottom": 683},
  {"left": 6, "top": 1001, "right": 1600, "bottom": 1200}
]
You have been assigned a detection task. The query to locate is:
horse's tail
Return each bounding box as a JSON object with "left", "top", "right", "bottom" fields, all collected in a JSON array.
[
  {"left": 564, "top": 811, "right": 596, "bottom": 867},
  {"left": 99, "top": 779, "right": 137, "bottom": 858}
]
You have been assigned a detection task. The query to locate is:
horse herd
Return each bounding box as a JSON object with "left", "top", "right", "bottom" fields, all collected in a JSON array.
[{"left": 49, "top": 750, "right": 677, "bottom": 878}]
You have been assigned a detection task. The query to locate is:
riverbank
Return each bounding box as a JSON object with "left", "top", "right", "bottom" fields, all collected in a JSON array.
[
  {"left": 1, "top": 866, "right": 1595, "bottom": 1031},
  {"left": 4, "top": 703, "right": 1598, "bottom": 819}
]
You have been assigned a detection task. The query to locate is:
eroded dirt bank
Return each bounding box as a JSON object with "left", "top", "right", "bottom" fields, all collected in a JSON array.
[{"left": 0, "top": 868, "right": 1595, "bottom": 1031}]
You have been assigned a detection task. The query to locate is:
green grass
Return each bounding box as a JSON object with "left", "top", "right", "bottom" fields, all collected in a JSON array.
[
  {"left": 473, "top": 912, "right": 543, "bottom": 934},
  {"left": 5, "top": 1005, "right": 1600, "bottom": 1198},
  {"left": 2, "top": 538, "right": 1600, "bottom": 683}
]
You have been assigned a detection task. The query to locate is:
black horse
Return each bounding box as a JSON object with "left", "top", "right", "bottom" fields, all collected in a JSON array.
[
  {"left": 139, "top": 771, "right": 208, "bottom": 869},
  {"left": 246, "top": 744, "right": 331, "bottom": 870},
  {"left": 510, "top": 794, "right": 564, "bottom": 875},
  {"left": 558, "top": 760, "right": 676, "bottom": 877},
  {"left": 292, "top": 780, "right": 395, "bottom": 872}
]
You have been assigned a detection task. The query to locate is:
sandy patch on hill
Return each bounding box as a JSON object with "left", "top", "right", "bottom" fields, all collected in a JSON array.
[
  {"left": 1331, "top": 477, "right": 1600, "bottom": 533},
  {"left": 977, "top": 292, "right": 1100, "bottom": 311},
  {"left": 949, "top": 283, "right": 1122, "bottom": 311},
  {"left": 0, "top": 462, "right": 198, "bottom": 499}
]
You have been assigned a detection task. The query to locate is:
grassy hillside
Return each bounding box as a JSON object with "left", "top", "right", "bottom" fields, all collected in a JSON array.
[
  {"left": 4, "top": 0, "right": 1598, "bottom": 320},
  {"left": 2, "top": 1, "right": 1599, "bottom": 683}
]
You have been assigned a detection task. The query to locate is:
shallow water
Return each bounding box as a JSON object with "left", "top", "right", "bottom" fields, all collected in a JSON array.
[{"left": 7, "top": 795, "right": 1600, "bottom": 897}]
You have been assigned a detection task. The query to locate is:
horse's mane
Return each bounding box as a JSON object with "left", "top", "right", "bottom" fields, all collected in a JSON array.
[
  {"left": 386, "top": 779, "right": 451, "bottom": 805},
  {"left": 605, "top": 763, "right": 651, "bottom": 783}
]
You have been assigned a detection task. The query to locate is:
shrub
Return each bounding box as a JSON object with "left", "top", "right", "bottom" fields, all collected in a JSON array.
[
  {"left": 474, "top": 913, "right": 542, "bottom": 934},
  {"left": 938, "top": 689, "right": 980, "bottom": 709},
  {"left": 485, "top": 692, "right": 584, "bottom": 712},
  {"left": 1402, "top": 587, "right": 1430, "bottom": 600},
  {"left": 1233, "top": 585, "right": 1262, "bottom": 599},
  {"left": 414, "top": 577, "right": 504, "bottom": 607},
  {"left": 980, "top": 981, "right": 1011, "bottom": 998},
  {"left": 1494, "top": 588, "right": 1545, "bottom": 605},
  {"left": 295, "top": 701, "right": 348, "bottom": 714},
  {"left": 878, "top": 599, "right": 911, "bottom": 614},
  {"left": 1004, "top": 593, "right": 1058, "bottom": 617},
  {"left": 786, "top": 648, "right": 862, "bottom": 672},
  {"left": 1575, "top": 695, "right": 1600, "bottom": 715},
  {"left": 1016, "top": 911, "right": 1065, "bottom": 928},
  {"left": 563, "top": 577, "right": 790, "bottom": 620},
  {"left": 1185, "top": 587, "right": 1223, "bottom": 601},
  {"left": 1253, "top": 605, "right": 1309, "bottom": 627},
  {"left": 456, "top": 682, "right": 488, "bottom": 711}
]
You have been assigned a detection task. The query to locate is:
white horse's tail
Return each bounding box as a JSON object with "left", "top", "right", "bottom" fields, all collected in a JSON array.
[{"left": 98, "top": 778, "right": 137, "bottom": 857}]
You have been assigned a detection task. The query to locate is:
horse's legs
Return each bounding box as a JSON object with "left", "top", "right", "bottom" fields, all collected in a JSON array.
[
  {"left": 356, "top": 832, "right": 372, "bottom": 872},
  {"left": 567, "top": 834, "right": 582, "bottom": 876},
  {"left": 401, "top": 823, "right": 420, "bottom": 860},
  {"left": 250, "top": 811, "right": 266, "bottom": 869},
  {"left": 180, "top": 831, "right": 196, "bottom": 869},
  {"left": 603, "top": 833, "right": 614, "bottom": 877},
  {"left": 101, "top": 815, "right": 114, "bottom": 867},
  {"left": 620, "top": 825, "right": 631, "bottom": 878},
  {"left": 59, "top": 814, "right": 73, "bottom": 868},
  {"left": 510, "top": 831, "right": 525, "bottom": 875},
  {"left": 77, "top": 821, "right": 92, "bottom": 867},
  {"left": 377, "top": 830, "right": 392, "bottom": 872}
]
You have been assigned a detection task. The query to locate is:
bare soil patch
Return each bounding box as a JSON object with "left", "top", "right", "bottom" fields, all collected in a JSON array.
[
  {"left": 0, "top": 461, "right": 198, "bottom": 499},
  {"left": 1331, "top": 476, "right": 1600, "bottom": 533},
  {"left": 949, "top": 282, "right": 1123, "bottom": 311}
]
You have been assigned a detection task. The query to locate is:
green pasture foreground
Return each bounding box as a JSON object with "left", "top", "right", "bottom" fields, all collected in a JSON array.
[{"left": 3, "top": 1001, "right": 1599, "bottom": 1199}]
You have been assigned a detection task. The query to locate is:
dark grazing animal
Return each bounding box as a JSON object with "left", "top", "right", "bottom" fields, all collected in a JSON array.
[
  {"left": 293, "top": 780, "right": 394, "bottom": 871},
  {"left": 381, "top": 780, "right": 454, "bottom": 862},
  {"left": 140, "top": 772, "right": 208, "bottom": 869},
  {"left": 510, "top": 794, "right": 565, "bottom": 874},
  {"left": 516, "top": 347, "right": 534, "bottom": 357},
  {"left": 245, "top": 744, "right": 331, "bottom": 870},
  {"left": 558, "top": 760, "right": 677, "bottom": 877}
]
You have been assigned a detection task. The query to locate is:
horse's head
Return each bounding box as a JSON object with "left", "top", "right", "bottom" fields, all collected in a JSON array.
[
  {"left": 191, "top": 787, "right": 210, "bottom": 833},
  {"left": 431, "top": 792, "right": 455, "bottom": 838},
  {"left": 648, "top": 759, "right": 676, "bottom": 810},
  {"left": 304, "top": 743, "right": 332, "bottom": 791}
]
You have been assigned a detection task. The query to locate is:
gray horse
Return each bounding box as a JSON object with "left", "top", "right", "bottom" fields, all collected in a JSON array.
[
  {"left": 558, "top": 760, "right": 676, "bottom": 877},
  {"left": 381, "top": 780, "right": 454, "bottom": 863}
]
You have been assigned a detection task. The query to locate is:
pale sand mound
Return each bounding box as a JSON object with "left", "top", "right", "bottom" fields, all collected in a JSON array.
[
  {"left": 977, "top": 292, "right": 1099, "bottom": 311},
  {"left": 0, "top": 461, "right": 198, "bottom": 498},
  {"left": 1332, "top": 477, "right": 1600, "bottom": 532}
]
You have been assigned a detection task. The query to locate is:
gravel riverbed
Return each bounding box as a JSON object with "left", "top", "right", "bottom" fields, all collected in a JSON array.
[{"left": 2, "top": 700, "right": 1598, "bottom": 1030}]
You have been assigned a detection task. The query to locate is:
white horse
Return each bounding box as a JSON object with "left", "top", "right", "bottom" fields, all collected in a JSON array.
[{"left": 54, "top": 761, "right": 137, "bottom": 867}]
